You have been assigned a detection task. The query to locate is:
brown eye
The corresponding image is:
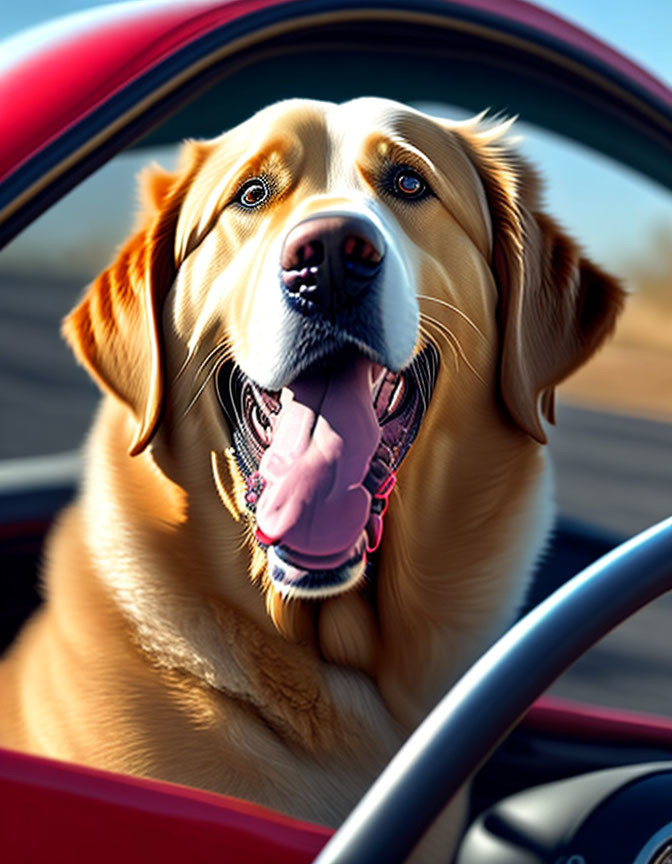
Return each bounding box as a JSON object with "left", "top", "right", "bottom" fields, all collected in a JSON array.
[
  {"left": 237, "top": 178, "right": 269, "bottom": 208},
  {"left": 392, "top": 167, "right": 427, "bottom": 200}
]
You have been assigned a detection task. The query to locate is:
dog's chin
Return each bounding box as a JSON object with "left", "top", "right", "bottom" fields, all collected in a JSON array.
[
  {"left": 266, "top": 536, "right": 368, "bottom": 600},
  {"left": 215, "top": 341, "right": 439, "bottom": 601}
]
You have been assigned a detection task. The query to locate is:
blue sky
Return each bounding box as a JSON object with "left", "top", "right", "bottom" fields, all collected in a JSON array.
[
  {"left": 536, "top": 0, "right": 671, "bottom": 86},
  {"left": 1, "top": 0, "right": 671, "bottom": 277}
]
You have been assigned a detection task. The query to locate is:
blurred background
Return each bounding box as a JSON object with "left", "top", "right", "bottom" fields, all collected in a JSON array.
[{"left": 0, "top": 0, "right": 671, "bottom": 715}]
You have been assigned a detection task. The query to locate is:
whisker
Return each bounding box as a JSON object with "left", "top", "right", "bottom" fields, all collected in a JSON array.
[
  {"left": 419, "top": 321, "right": 458, "bottom": 371},
  {"left": 409, "top": 335, "right": 438, "bottom": 419},
  {"left": 181, "top": 364, "right": 221, "bottom": 419},
  {"left": 420, "top": 313, "right": 486, "bottom": 386},
  {"left": 193, "top": 342, "right": 230, "bottom": 381},
  {"left": 172, "top": 341, "right": 227, "bottom": 393},
  {"left": 173, "top": 352, "right": 194, "bottom": 384},
  {"left": 178, "top": 341, "right": 232, "bottom": 421},
  {"left": 416, "top": 294, "right": 486, "bottom": 339},
  {"left": 422, "top": 315, "right": 469, "bottom": 376}
]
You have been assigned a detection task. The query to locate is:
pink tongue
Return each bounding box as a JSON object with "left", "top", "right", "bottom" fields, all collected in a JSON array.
[{"left": 256, "top": 356, "right": 381, "bottom": 567}]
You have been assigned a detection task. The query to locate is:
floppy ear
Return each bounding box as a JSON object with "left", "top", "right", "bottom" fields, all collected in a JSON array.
[
  {"left": 63, "top": 143, "right": 208, "bottom": 456},
  {"left": 496, "top": 206, "right": 625, "bottom": 442},
  {"left": 470, "top": 135, "right": 625, "bottom": 443}
]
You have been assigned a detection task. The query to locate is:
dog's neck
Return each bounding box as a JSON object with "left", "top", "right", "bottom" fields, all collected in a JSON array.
[
  {"left": 78, "top": 394, "right": 552, "bottom": 738},
  {"left": 317, "top": 408, "right": 553, "bottom": 727},
  {"left": 73, "top": 399, "right": 398, "bottom": 755}
]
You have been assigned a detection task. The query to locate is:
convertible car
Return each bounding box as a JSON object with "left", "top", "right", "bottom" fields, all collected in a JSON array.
[{"left": 1, "top": 1, "right": 671, "bottom": 862}]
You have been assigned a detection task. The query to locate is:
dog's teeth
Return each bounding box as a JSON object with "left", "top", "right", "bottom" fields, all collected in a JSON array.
[{"left": 370, "top": 363, "right": 386, "bottom": 392}]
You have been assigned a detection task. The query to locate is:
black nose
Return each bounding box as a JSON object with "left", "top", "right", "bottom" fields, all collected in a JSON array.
[{"left": 280, "top": 215, "right": 385, "bottom": 314}]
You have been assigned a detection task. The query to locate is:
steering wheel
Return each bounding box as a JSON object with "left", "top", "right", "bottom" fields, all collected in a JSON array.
[
  {"left": 314, "top": 517, "right": 672, "bottom": 863},
  {"left": 1, "top": 3, "right": 672, "bottom": 863}
]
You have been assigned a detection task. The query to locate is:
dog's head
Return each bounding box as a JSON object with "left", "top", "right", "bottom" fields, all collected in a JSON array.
[{"left": 64, "top": 98, "right": 623, "bottom": 624}]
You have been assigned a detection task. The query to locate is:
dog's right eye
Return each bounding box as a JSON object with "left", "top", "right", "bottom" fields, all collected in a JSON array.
[
  {"left": 382, "top": 165, "right": 431, "bottom": 202},
  {"left": 236, "top": 178, "right": 269, "bottom": 209}
]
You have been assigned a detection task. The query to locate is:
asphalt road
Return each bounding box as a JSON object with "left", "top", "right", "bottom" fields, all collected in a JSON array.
[
  {"left": 547, "top": 403, "right": 672, "bottom": 717},
  {"left": 0, "top": 271, "right": 97, "bottom": 458},
  {"left": 1, "top": 270, "right": 671, "bottom": 715},
  {"left": 549, "top": 403, "right": 672, "bottom": 539}
]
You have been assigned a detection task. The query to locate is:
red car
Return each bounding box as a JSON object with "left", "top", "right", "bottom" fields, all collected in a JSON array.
[{"left": 1, "top": 2, "right": 671, "bottom": 862}]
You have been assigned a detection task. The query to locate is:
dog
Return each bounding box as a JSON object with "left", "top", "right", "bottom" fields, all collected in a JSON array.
[{"left": 0, "top": 98, "right": 623, "bottom": 860}]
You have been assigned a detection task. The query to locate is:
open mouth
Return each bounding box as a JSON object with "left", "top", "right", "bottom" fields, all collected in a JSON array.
[{"left": 215, "top": 342, "right": 439, "bottom": 599}]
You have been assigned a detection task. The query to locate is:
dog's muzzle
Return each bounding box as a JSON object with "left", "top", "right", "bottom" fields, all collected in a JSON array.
[
  {"left": 280, "top": 215, "right": 385, "bottom": 316},
  {"left": 214, "top": 212, "right": 436, "bottom": 600}
]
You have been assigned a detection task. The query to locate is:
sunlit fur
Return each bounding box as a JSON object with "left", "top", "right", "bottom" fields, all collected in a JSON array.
[{"left": 0, "top": 99, "right": 624, "bottom": 861}]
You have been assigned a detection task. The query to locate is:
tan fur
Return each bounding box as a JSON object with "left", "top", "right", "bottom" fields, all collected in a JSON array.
[{"left": 0, "top": 99, "right": 623, "bottom": 861}]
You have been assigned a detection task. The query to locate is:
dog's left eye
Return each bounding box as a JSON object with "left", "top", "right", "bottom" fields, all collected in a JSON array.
[
  {"left": 236, "top": 178, "right": 269, "bottom": 208},
  {"left": 390, "top": 167, "right": 428, "bottom": 200}
]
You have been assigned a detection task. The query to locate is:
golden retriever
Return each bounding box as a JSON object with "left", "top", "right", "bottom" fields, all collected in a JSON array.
[{"left": 0, "top": 98, "right": 623, "bottom": 860}]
